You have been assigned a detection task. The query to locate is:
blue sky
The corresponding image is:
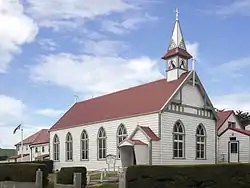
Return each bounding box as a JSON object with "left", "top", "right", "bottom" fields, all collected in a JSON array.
[{"left": 0, "top": 0, "right": 250, "bottom": 148}]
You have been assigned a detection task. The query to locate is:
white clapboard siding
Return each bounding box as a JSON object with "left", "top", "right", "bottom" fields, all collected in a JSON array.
[
  {"left": 218, "top": 129, "right": 250, "bottom": 163},
  {"left": 160, "top": 111, "right": 216, "bottom": 165},
  {"left": 50, "top": 113, "right": 159, "bottom": 171},
  {"left": 30, "top": 143, "right": 49, "bottom": 161},
  {"left": 151, "top": 140, "right": 161, "bottom": 165}
]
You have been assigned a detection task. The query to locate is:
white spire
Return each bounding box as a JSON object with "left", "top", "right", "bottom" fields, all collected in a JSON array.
[
  {"left": 168, "top": 8, "right": 186, "bottom": 51},
  {"left": 176, "top": 8, "right": 179, "bottom": 21}
]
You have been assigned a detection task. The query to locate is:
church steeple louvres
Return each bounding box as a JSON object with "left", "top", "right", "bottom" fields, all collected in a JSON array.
[{"left": 162, "top": 8, "right": 192, "bottom": 82}]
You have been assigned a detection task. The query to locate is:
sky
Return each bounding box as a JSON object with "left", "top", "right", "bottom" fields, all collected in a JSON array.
[{"left": 0, "top": 0, "right": 250, "bottom": 148}]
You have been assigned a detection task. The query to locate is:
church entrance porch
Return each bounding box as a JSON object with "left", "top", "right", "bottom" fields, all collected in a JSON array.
[{"left": 119, "top": 139, "right": 149, "bottom": 167}]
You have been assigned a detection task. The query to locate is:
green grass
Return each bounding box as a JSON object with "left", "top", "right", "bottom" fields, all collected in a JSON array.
[{"left": 87, "top": 183, "right": 118, "bottom": 188}]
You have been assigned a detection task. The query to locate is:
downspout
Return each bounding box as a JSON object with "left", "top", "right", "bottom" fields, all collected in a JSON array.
[{"left": 158, "top": 112, "right": 162, "bottom": 165}]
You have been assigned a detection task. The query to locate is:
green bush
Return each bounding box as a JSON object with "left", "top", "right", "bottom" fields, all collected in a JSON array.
[
  {"left": 0, "top": 163, "right": 48, "bottom": 187},
  {"left": 126, "top": 164, "right": 250, "bottom": 188},
  {"left": 57, "top": 166, "right": 87, "bottom": 188},
  {"left": 0, "top": 160, "right": 54, "bottom": 173}
]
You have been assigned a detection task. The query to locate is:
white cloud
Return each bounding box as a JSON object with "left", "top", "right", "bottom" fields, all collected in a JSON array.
[
  {"left": 101, "top": 13, "right": 158, "bottom": 34},
  {"left": 38, "top": 38, "right": 58, "bottom": 51},
  {"left": 0, "top": 0, "right": 38, "bottom": 73},
  {"left": 25, "top": 0, "right": 135, "bottom": 30},
  {"left": 209, "top": 57, "right": 250, "bottom": 78},
  {"left": 206, "top": 0, "right": 250, "bottom": 17},
  {"left": 83, "top": 40, "right": 127, "bottom": 56},
  {"left": 0, "top": 95, "right": 27, "bottom": 127},
  {"left": 186, "top": 41, "right": 199, "bottom": 60},
  {"left": 212, "top": 92, "right": 250, "bottom": 112},
  {"left": 35, "top": 108, "right": 64, "bottom": 117},
  {"left": 0, "top": 124, "right": 49, "bottom": 148},
  {"left": 29, "top": 51, "right": 163, "bottom": 98}
]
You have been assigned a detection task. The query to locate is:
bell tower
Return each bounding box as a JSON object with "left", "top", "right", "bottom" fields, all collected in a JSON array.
[{"left": 162, "top": 8, "right": 192, "bottom": 82}]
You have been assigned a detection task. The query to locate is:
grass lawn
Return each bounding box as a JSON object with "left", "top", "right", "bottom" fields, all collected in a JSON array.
[{"left": 87, "top": 183, "right": 118, "bottom": 188}]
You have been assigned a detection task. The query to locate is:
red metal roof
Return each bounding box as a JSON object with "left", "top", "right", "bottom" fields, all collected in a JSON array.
[
  {"left": 162, "top": 47, "right": 192, "bottom": 60},
  {"left": 140, "top": 126, "right": 160, "bottom": 141},
  {"left": 35, "top": 154, "right": 49, "bottom": 159},
  {"left": 130, "top": 139, "right": 147, "bottom": 145},
  {"left": 217, "top": 110, "right": 234, "bottom": 130},
  {"left": 219, "top": 127, "right": 250, "bottom": 137},
  {"left": 50, "top": 73, "right": 190, "bottom": 131},
  {"left": 15, "top": 129, "right": 49, "bottom": 146},
  {"left": 8, "top": 153, "right": 29, "bottom": 159}
]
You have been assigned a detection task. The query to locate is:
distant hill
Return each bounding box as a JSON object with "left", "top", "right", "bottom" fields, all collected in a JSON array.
[{"left": 0, "top": 148, "right": 16, "bottom": 161}]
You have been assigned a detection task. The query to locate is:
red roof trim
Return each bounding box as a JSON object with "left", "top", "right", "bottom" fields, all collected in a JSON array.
[
  {"left": 139, "top": 126, "right": 160, "bottom": 141},
  {"left": 130, "top": 139, "right": 147, "bottom": 145},
  {"left": 217, "top": 110, "right": 234, "bottom": 130},
  {"left": 162, "top": 47, "right": 192, "bottom": 60},
  {"left": 218, "top": 127, "right": 250, "bottom": 137},
  {"left": 8, "top": 154, "right": 29, "bottom": 159},
  {"left": 35, "top": 154, "right": 49, "bottom": 159}
]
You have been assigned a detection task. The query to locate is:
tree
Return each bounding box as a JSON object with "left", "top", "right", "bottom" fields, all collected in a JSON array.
[{"left": 235, "top": 110, "right": 250, "bottom": 128}]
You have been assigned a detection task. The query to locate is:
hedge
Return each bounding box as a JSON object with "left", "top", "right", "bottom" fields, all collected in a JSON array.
[
  {"left": 0, "top": 163, "right": 49, "bottom": 187},
  {"left": 1, "top": 160, "right": 53, "bottom": 173},
  {"left": 57, "top": 166, "right": 87, "bottom": 188},
  {"left": 126, "top": 164, "right": 250, "bottom": 188}
]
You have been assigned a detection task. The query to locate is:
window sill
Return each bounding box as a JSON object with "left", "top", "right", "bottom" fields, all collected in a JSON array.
[
  {"left": 66, "top": 160, "right": 73, "bottom": 162},
  {"left": 80, "top": 159, "right": 89, "bottom": 161},
  {"left": 195, "top": 158, "right": 207, "bottom": 160},
  {"left": 172, "top": 157, "right": 186, "bottom": 160},
  {"left": 97, "top": 158, "right": 106, "bottom": 161}
]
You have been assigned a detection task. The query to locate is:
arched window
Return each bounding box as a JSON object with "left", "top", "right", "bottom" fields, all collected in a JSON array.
[
  {"left": 97, "top": 127, "right": 106, "bottom": 160},
  {"left": 53, "top": 134, "right": 60, "bottom": 161},
  {"left": 173, "top": 120, "right": 185, "bottom": 158},
  {"left": 117, "top": 124, "right": 128, "bottom": 158},
  {"left": 81, "top": 130, "right": 89, "bottom": 160},
  {"left": 65, "top": 132, "right": 73, "bottom": 161},
  {"left": 196, "top": 124, "right": 206, "bottom": 159}
]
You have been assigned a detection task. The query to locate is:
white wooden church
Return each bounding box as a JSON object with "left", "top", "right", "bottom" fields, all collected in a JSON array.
[{"left": 49, "top": 10, "right": 218, "bottom": 171}]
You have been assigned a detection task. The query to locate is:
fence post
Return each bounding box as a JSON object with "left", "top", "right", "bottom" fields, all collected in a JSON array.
[
  {"left": 74, "top": 173, "right": 82, "bottom": 188},
  {"left": 35, "top": 168, "right": 43, "bottom": 188},
  {"left": 86, "top": 173, "right": 90, "bottom": 185},
  {"left": 100, "top": 171, "right": 103, "bottom": 183},
  {"left": 119, "top": 168, "right": 127, "bottom": 188}
]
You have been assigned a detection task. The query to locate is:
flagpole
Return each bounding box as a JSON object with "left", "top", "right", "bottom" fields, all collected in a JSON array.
[{"left": 21, "top": 124, "right": 23, "bottom": 162}]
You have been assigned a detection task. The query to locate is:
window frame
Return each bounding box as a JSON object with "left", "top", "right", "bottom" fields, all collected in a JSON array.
[
  {"left": 65, "top": 132, "right": 73, "bottom": 161},
  {"left": 196, "top": 124, "right": 206, "bottom": 160},
  {"left": 97, "top": 127, "right": 107, "bottom": 160},
  {"left": 173, "top": 120, "right": 185, "bottom": 159},
  {"left": 80, "top": 130, "right": 89, "bottom": 160},
  {"left": 53, "top": 134, "right": 60, "bottom": 161},
  {"left": 116, "top": 124, "right": 128, "bottom": 159}
]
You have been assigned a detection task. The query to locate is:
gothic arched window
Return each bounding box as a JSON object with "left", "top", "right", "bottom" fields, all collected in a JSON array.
[
  {"left": 81, "top": 130, "right": 89, "bottom": 160},
  {"left": 53, "top": 134, "right": 60, "bottom": 161},
  {"left": 196, "top": 124, "right": 206, "bottom": 159},
  {"left": 173, "top": 120, "right": 185, "bottom": 158},
  {"left": 65, "top": 132, "right": 73, "bottom": 161},
  {"left": 117, "top": 124, "right": 128, "bottom": 158},
  {"left": 97, "top": 127, "right": 106, "bottom": 159}
]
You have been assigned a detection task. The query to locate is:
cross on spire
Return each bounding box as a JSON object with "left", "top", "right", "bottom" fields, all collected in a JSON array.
[{"left": 176, "top": 8, "right": 179, "bottom": 21}]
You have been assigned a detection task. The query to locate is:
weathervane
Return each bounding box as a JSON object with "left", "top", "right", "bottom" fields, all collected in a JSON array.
[
  {"left": 74, "top": 93, "right": 79, "bottom": 103},
  {"left": 176, "top": 8, "right": 179, "bottom": 21}
]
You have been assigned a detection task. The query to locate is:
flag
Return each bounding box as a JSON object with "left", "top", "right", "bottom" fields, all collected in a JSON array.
[{"left": 13, "top": 124, "right": 21, "bottom": 134}]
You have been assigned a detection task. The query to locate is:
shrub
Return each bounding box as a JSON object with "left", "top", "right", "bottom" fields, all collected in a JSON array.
[
  {"left": 126, "top": 164, "right": 250, "bottom": 188},
  {"left": 0, "top": 163, "right": 48, "bottom": 187},
  {"left": 0, "top": 160, "right": 54, "bottom": 173},
  {"left": 57, "top": 166, "right": 87, "bottom": 188}
]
